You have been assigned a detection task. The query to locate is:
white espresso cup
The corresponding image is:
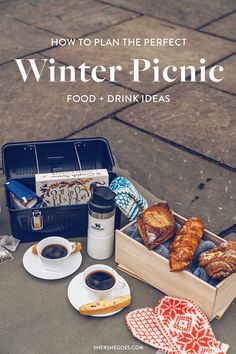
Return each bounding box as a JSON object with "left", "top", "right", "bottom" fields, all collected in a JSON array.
[
  {"left": 37, "top": 236, "right": 76, "bottom": 271},
  {"left": 83, "top": 264, "right": 126, "bottom": 300}
]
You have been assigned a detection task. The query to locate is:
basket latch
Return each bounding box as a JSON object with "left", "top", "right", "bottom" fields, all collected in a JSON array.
[{"left": 31, "top": 210, "right": 43, "bottom": 231}]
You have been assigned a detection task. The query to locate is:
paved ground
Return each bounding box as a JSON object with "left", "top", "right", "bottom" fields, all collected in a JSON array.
[
  {"left": 0, "top": 1, "right": 235, "bottom": 237},
  {"left": 0, "top": 1, "right": 236, "bottom": 354},
  {"left": 0, "top": 0, "right": 236, "bottom": 354}
]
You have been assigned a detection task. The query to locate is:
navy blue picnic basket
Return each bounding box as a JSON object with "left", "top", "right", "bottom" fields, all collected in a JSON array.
[{"left": 2, "top": 138, "right": 120, "bottom": 242}]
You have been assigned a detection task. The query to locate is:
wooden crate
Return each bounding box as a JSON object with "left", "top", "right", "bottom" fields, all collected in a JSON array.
[{"left": 115, "top": 212, "right": 236, "bottom": 320}]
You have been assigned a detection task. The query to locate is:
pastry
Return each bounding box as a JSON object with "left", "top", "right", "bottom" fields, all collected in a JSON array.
[
  {"left": 32, "top": 244, "right": 38, "bottom": 255},
  {"left": 73, "top": 242, "right": 82, "bottom": 253},
  {"left": 199, "top": 241, "right": 236, "bottom": 279},
  {"left": 79, "top": 295, "right": 131, "bottom": 315},
  {"left": 137, "top": 202, "right": 176, "bottom": 249},
  {"left": 169, "top": 217, "right": 204, "bottom": 271}
]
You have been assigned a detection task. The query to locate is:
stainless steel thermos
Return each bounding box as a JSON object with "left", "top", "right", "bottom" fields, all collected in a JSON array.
[{"left": 87, "top": 186, "right": 116, "bottom": 260}]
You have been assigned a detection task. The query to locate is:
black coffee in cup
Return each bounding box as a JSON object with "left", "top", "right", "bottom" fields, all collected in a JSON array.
[
  {"left": 86, "top": 271, "right": 115, "bottom": 290},
  {"left": 41, "top": 244, "right": 68, "bottom": 259}
]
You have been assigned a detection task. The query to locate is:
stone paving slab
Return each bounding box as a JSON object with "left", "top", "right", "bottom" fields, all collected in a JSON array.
[
  {"left": 0, "top": 16, "right": 55, "bottom": 65},
  {"left": 102, "top": 0, "right": 236, "bottom": 29},
  {"left": 225, "top": 233, "right": 236, "bottom": 241},
  {"left": 204, "top": 54, "right": 236, "bottom": 95},
  {"left": 0, "top": 55, "right": 132, "bottom": 166},
  {"left": 117, "top": 83, "right": 236, "bottom": 168},
  {"left": 0, "top": 0, "right": 135, "bottom": 38},
  {"left": 201, "top": 12, "right": 236, "bottom": 41},
  {"left": 44, "top": 16, "right": 236, "bottom": 94},
  {"left": 71, "top": 119, "right": 236, "bottom": 234}
]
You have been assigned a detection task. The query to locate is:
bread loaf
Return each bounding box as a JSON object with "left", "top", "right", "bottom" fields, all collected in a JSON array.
[
  {"left": 79, "top": 295, "right": 131, "bottom": 315},
  {"left": 137, "top": 202, "right": 176, "bottom": 249},
  {"left": 169, "top": 217, "right": 204, "bottom": 271}
]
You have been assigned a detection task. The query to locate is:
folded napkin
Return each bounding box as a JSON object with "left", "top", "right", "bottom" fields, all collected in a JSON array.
[
  {"left": 126, "top": 296, "right": 229, "bottom": 354},
  {"left": 110, "top": 177, "right": 148, "bottom": 221}
]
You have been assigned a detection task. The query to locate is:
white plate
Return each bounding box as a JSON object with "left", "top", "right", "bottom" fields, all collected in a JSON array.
[
  {"left": 67, "top": 272, "right": 130, "bottom": 317},
  {"left": 23, "top": 246, "right": 82, "bottom": 280}
]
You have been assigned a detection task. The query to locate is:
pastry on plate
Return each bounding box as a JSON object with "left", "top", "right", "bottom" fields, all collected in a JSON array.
[
  {"left": 79, "top": 295, "right": 131, "bottom": 315},
  {"left": 137, "top": 202, "right": 176, "bottom": 250},
  {"left": 199, "top": 241, "right": 236, "bottom": 279},
  {"left": 169, "top": 217, "right": 204, "bottom": 271}
]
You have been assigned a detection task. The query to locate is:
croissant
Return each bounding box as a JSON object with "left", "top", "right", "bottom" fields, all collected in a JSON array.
[
  {"left": 169, "top": 217, "right": 204, "bottom": 271},
  {"left": 199, "top": 241, "right": 236, "bottom": 279},
  {"left": 137, "top": 202, "right": 176, "bottom": 250}
]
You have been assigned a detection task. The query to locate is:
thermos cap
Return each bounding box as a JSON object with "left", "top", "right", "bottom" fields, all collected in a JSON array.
[{"left": 89, "top": 186, "right": 116, "bottom": 213}]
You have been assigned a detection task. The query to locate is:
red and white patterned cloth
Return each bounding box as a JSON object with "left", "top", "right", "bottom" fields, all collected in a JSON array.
[
  {"left": 126, "top": 307, "right": 175, "bottom": 354},
  {"left": 125, "top": 296, "right": 229, "bottom": 354}
]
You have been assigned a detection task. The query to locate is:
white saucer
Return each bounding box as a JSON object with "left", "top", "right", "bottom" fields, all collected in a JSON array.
[
  {"left": 23, "top": 246, "right": 82, "bottom": 280},
  {"left": 68, "top": 272, "right": 130, "bottom": 317}
]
